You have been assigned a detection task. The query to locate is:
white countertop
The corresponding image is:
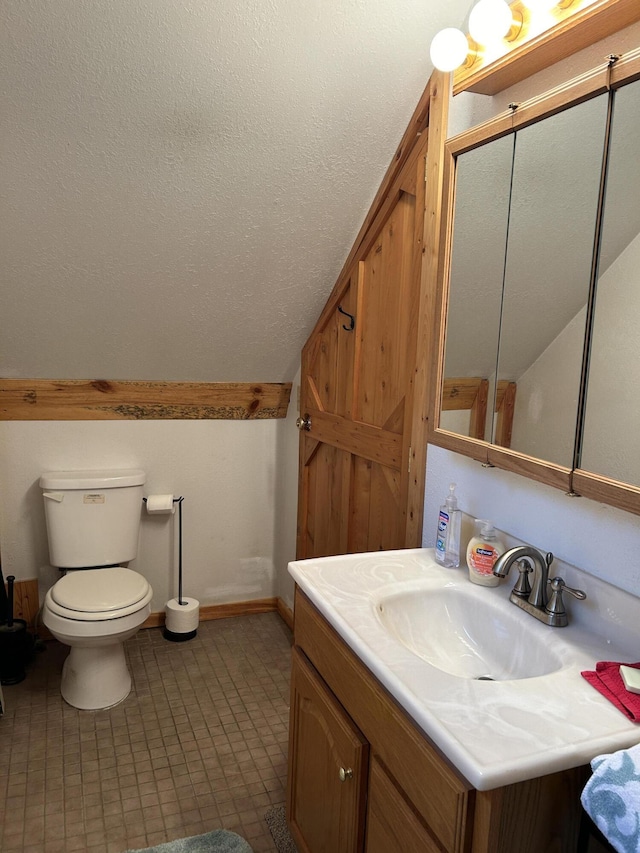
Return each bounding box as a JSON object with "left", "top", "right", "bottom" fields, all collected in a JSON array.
[{"left": 289, "top": 548, "right": 640, "bottom": 791}]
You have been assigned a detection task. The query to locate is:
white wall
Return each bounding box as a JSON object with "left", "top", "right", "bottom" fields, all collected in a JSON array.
[
  {"left": 423, "top": 446, "right": 640, "bottom": 596},
  {"left": 424, "top": 22, "right": 640, "bottom": 598},
  {"left": 0, "top": 418, "right": 299, "bottom": 614}
]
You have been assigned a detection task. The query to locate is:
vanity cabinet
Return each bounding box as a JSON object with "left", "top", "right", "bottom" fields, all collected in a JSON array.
[{"left": 287, "top": 588, "right": 590, "bottom": 853}]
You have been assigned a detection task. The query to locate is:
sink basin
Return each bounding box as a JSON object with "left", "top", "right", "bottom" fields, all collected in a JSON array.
[{"left": 375, "top": 586, "right": 564, "bottom": 681}]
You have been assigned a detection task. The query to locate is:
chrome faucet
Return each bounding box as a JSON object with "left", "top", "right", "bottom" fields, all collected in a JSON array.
[{"left": 493, "top": 545, "right": 586, "bottom": 627}]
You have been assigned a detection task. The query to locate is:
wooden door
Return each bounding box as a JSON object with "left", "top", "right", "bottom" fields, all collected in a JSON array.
[
  {"left": 297, "top": 144, "right": 425, "bottom": 558},
  {"left": 287, "top": 648, "right": 368, "bottom": 853},
  {"left": 295, "top": 72, "right": 449, "bottom": 559}
]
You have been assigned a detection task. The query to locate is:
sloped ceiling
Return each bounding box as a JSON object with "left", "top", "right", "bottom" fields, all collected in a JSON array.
[{"left": 0, "top": 0, "right": 470, "bottom": 383}]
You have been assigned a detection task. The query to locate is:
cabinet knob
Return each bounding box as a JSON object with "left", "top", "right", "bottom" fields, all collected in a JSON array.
[
  {"left": 296, "top": 414, "right": 312, "bottom": 431},
  {"left": 338, "top": 767, "right": 353, "bottom": 782}
]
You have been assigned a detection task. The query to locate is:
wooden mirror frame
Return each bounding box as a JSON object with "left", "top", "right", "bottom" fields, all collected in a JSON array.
[{"left": 428, "top": 47, "right": 640, "bottom": 515}]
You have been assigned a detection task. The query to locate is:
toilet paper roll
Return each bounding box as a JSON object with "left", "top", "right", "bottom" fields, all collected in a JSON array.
[
  {"left": 165, "top": 597, "right": 200, "bottom": 634},
  {"left": 146, "top": 494, "right": 175, "bottom": 514}
]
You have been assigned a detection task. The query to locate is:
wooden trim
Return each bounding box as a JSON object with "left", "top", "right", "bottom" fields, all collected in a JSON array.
[
  {"left": 571, "top": 470, "right": 640, "bottom": 517},
  {"left": 141, "top": 597, "right": 279, "bottom": 629},
  {"left": 446, "top": 113, "right": 514, "bottom": 159},
  {"left": 427, "top": 131, "right": 458, "bottom": 453},
  {"left": 405, "top": 71, "right": 451, "bottom": 548},
  {"left": 486, "top": 444, "right": 572, "bottom": 492},
  {"left": 511, "top": 61, "right": 610, "bottom": 129},
  {"left": 453, "top": 0, "right": 640, "bottom": 96},
  {"left": 609, "top": 44, "right": 640, "bottom": 86},
  {"left": 0, "top": 379, "right": 291, "bottom": 420},
  {"left": 430, "top": 428, "right": 490, "bottom": 464}
]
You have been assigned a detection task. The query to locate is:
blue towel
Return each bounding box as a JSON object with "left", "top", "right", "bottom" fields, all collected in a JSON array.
[{"left": 582, "top": 743, "right": 640, "bottom": 852}]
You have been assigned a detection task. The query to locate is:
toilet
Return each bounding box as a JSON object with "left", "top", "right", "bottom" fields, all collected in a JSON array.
[{"left": 41, "top": 468, "right": 152, "bottom": 710}]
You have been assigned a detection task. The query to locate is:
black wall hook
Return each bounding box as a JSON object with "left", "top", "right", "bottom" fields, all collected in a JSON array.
[{"left": 338, "top": 305, "right": 355, "bottom": 332}]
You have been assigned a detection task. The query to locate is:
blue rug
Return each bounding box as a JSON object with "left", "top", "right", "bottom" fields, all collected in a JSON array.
[{"left": 127, "top": 829, "right": 254, "bottom": 853}]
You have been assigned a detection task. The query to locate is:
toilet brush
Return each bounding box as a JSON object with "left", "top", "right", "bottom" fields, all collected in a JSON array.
[{"left": 162, "top": 497, "right": 200, "bottom": 642}]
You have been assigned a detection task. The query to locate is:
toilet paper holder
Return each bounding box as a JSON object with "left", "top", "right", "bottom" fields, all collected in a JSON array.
[{"left": 143, "top": 495, "right": 186, "bottom": 604}]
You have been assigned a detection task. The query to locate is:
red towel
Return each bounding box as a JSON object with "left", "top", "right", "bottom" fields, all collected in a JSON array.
[{"left": 582, "top": 661, "right": 640, "bottom": 721}]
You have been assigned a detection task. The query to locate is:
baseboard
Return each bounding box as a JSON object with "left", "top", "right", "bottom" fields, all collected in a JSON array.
[{"left": 142, "top": 596, "right": 281, "bottom": 629}]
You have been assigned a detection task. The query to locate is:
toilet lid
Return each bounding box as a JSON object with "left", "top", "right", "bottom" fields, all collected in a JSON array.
[{"left": 51, "top": 567, "right": 150, "bottom": 613}]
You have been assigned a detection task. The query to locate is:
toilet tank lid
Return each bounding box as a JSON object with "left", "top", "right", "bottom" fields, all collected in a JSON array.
[{"left": 39, "top": 468, "right": 146, "bottom": 490}]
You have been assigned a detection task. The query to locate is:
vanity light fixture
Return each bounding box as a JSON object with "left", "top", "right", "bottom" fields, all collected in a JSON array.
[
  {"left": 468, "top": 0, "right": 513, "bottom": 44},
  {"left": 429, "top": 27, "right": 471, "bottom": 72},
  {"left": 429, "top": 0, "right": 578, "bottom": 73}
]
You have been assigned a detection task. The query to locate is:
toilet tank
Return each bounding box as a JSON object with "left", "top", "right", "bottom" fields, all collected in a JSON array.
[{"left": 39, "top": 469, "right": 146, "bottom": 568}]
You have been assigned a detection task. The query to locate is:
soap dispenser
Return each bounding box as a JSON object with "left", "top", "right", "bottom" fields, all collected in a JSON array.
[
  {"left": 435, "top": 483, "right": 461, "bottom": 568},
  {"left": 466, "top": 520, "right": 504, "bottom": 587}
]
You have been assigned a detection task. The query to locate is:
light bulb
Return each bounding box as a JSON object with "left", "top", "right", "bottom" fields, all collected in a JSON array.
[
  {"left": 429, "top": 28, "right": 469, "bottom": 72},
  {"left": 468, "top": 0, "right": 513, "bottom": 44}
]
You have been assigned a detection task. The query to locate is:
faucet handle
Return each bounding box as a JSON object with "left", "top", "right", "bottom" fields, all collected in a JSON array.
[
  {"left": 545, "top": 576, "right": 587, "bottom": 618},
  {"left": 511, "top": 559, "right": 533, "bottom": 598}
]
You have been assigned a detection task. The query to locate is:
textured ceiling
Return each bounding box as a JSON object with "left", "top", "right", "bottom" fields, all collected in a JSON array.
[{"left": 0, "top": 0, "right": 470, "bottom": 382}]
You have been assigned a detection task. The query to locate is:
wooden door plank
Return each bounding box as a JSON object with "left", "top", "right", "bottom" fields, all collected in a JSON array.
[
  {"left": 356, "top": 193, "right": 416, "bottom": 428},
  {"left": 306, "top": 409, "right": 402, "bottom": 470}
]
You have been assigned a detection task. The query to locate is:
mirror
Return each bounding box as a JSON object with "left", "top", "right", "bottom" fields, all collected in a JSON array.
[
  {"left": 432, "top": 49, "right": 640, "bottom": 514},
  {"left": 580, "top": 77, "right": 640, "bottom": 487},
  {"left": 442, "top": 135, "right": 514, "bottom": 442},
  {"left": 441, "top": 95, "right": 609, "bottom": 463},
  {"left": 494, "top": 94, "right": 609, "bottom": 467}
]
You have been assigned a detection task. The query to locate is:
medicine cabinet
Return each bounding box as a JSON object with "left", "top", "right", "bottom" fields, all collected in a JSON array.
[{"left": 429, "top": 48, "right": 640, "bottom": 516}]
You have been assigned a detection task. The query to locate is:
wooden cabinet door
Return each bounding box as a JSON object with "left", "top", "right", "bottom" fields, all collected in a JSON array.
[
  {"left": 365, "top": 756, "right": 441, "bottom": 853},
  {"left": 287, "top": 648, "right": 368, "bottom": 853},
  {"left": 297, "top": 144, "right": 426, "bottom": 559}
]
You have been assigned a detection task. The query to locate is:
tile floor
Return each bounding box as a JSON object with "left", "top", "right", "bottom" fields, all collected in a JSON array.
[{"left": 0, "top": 613, "right": 293, "bottom": 853}]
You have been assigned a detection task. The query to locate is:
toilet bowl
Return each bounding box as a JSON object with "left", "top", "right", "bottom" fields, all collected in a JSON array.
[{"left": 43, "top": 567, "right": 152, "bottom": 710}]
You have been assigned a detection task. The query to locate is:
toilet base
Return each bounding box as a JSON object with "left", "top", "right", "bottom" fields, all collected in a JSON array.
[{"left": 61, "top": 644, "right": 132, "bottom": 710}]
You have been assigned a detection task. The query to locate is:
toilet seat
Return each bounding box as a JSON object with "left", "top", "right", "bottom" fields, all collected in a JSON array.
[{"left": 47, "top": 567, "right": 152, "bottom": 621}]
